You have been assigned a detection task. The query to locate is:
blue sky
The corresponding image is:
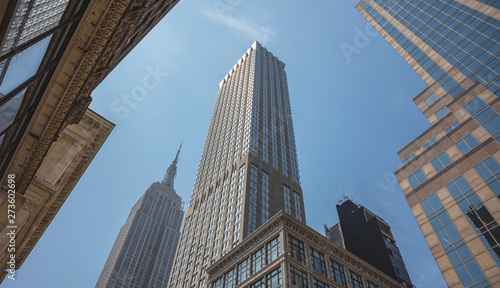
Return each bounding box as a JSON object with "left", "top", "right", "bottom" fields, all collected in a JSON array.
[{"left": 2, "top": 1, "right": 447, "bottom": 287}]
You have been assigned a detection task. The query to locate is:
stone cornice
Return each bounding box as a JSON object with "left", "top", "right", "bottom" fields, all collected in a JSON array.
[
  {"left": 207, "top": 212, "right": 404, "bottom": 288},
  {"left": 0, "top": 109, "right": 114, "bottom": 280}
]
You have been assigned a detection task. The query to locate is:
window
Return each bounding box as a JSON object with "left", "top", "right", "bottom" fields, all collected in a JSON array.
[
  {"left": 465, "top": 97, "right": 500, "bottom": 142},
  {"left": 423, "top": 137, "right": 437, "bottom": 149},
  {"left": 474, "top": 157, "right": 500, "bottom": 197},
  {"left": 350, "top": 271, "right": 364, "bottom": 288},
  {"left": 266, "top": 267, "right": 281, "bottom": 288},
  {"left": 267, "top": 236, "right": 280, "bottom": 263},
  {"left": 238, "top": 258, "right": 250, "bottom": 284},
  {"left": 330, "top": 260, "right": 346, "bottom": 286},
  {"left": 290, "top": 266, "right": 308, "bottom": 288},
  {"left": 447, "top": 176, "right": 500, "bottom": 266},
  {"left": 456, "top": 134, "right": 479, "bottom": 155},
  {"left": 250, "top": 278, "right": 264, "bottom": 288},
  {"left": 424, "top": 93, "right": 439, "bottom": 106},
  {"left": 284, "top": 185, "right": 292, "bottom": 214},
  {"left": 402, "top": 153, "right": 415, "bottom": 165},
  {"left": 252, "top": 247, "right": 265, "bottom": 274},
  {"left": 213, "top": 277, "right": 223, "bottom": 288},
  {"left": 310, "top": 248, "right": 326, "bottom": 275},
  {"left": 367, "top": 282, "right": 378, "bottom": 288},
  {"left": 431, "top": 152, "right": 452, "bottom": 172},
  {"left": 313, "top": 278, "right": 328, "bottom": 288},
  {"left": 224, "top": 267, "right": 235, "bottom": 288},
  {"left": 446, "top": 121, "right": 461, "bottom": 133},
  {"left": 289, "top": 236, "right": 305, "bottom": 263},
  {"left": 435, "top": 106, "right": 451, "bottom": 120},
  {"left": 408, "top": 169, "right": 427, "bottom": 189}
]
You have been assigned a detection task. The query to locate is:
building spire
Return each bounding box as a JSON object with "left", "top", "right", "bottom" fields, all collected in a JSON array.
[{"left": 162, "top": 143, "right": 182, "bottom": 188}]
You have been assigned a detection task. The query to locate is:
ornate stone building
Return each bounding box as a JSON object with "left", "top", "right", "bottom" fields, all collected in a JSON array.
[
  {"left": 0, "top": 0, "right": 180, "bottom": 282},
  {"left": 0, "top": 109, "right": 114, "bottom": 281},
  {"left": 207, "top": 211, "right": 406, "bottom": 288}
]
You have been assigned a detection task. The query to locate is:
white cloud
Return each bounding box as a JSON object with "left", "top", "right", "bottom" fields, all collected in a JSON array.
[{"left": 203, "top": 4, "right": 274, "bottom": 44}]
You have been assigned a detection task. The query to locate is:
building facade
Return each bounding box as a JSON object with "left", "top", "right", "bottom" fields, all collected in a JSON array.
[
  {"left": 207, "top": 211, "right": 406, "bottom": 288},
  {"left": 357, "top": 0, "right": 500, "bottom": 287},
  {"left": 95, "top": 146, "right": 184, "bottom": 288},
  {"left": 168, "top": 41, "right": 305, "bottom": 288},
  {"left": 0, "top": 0, "right": 180, "bottom": 281},
  {"left": 333, "top": 199, "right": 412, "bottom": 287},
  {"left": 0, "top": 109, "right": 114, "bottom": 281}
]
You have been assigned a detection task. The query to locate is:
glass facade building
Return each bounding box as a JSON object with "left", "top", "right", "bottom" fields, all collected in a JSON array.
[
  {"left": 168, "top": 41, "right": 305, "bottom": 288},
  {"left": 357, "top": 0, "right": 500, "bottom": 287},
  {"left": 95, "top": 147, "right": 184, "bottom": 288}
]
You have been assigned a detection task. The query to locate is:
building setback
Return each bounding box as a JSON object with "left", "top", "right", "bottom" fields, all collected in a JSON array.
[
  {"left": 207, "top": 211, "right": 406, "bottom": 288},
  {"left": 168, "top": 41, "right": 305, "bottom": 288},
  {"left": 331, "top": 199, "right": 412, "bottom": 287},
  {"left": 95, "top": 146, "right": 184, "bottom": 288},
  {"left": 357, "top": 0, "right": 500, "bottom": 287}
]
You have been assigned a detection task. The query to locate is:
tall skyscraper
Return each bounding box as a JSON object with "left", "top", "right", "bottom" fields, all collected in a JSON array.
[
  {"left": 357, "top": 1, "right": 500, "bottom": 287},
  {"left": 96, "top": 146, "right": 184, "bottom": 288},
  {"left": 330, "top": 199, "right": 412, "bottom": 287},
  {"left": 168, "top": 41, "right": 305, "bottom": 288}
]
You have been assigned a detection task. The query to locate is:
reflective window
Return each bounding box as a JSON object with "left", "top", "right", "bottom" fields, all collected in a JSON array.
[
  {"left": 350, "top": 271, "right": 364, "bottom": 288},
  {"left": 367, "top": 282, "right": 378, "bottom": 288},
  {"left": 252, "top": 247, "right": 265, "bottom": 274},
  {"left": 448, "top": 176, "right": 500, "bottom": 266},
  {"left": 313, "top": 278, "right": 328, "bottom": 288},
  {"left": 431, "top": 152, "right": 452, "bottom": 172},
  {"left": 435, "top": 106, "right": 451, "bottom": 120},
  {"left": 237, "top": 258, "right": 250, "bottom": 284},
  {"left": 266, "top": 236, "right": 280, "bottom": 263},
  {"left": 456, "top": 134, "right": 479, "bottom": 155},
  {"left": 330, "top": 259, "right": 346, "bottom": 286},
  {"left": 224, "top": 267, "right": 235, "bottom": 288},
  {"left": 310, "top": 248, "right": 326, "bottom": 276},
  {"left": 402, "top": 153, "right": 415, "bottom": 165},
  {"left": 0, "top": 35, "right": 52, "bottom": 95},
  {"left": 422, "top": 193, "right": 490, "bottom": 287},
  {"left": 408, "top": 169, "right": 427, "bottom": 188},
  {"left": 0, "top": 88, "right": 27, "bottom": 134},
  {"left": 465, "top": 98, "right": 500, "bottom": 142},
  {"left": 475, "top": 157, "right": 500, "bottom": 197},
  {"left": 284, "top": 185, "right": 292, "bottom": 214},
  {"left": 424, "top": 93, "right": 439, "bottom": 106},
  {"left": 289, "top": 235, "right": 305, "bottom": 263},
  {"left": 423, "top": 137, "right": 437, "bottom": 149},
  {"left": 250, "top": 278, "right": 264, "bottom": 288},
  {"left": 266, "top": 267, "right": 281, "bottom": 288},
  {"left": 290, "top": 266, "right": 308, "bottom": 288},
  {"left": 446, "top": 121, "right": 461, "bottom": 133},
  {"left": 213, "top": 277, "right": 223, "bottom": 288}
]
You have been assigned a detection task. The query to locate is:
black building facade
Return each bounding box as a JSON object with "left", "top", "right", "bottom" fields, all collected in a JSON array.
[{"left": 332, "top": 199, "right": 412, "bottom": 287}]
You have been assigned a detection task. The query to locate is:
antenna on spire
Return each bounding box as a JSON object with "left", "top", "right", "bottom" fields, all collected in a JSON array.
[
  {"left": 162, "top": 143, "right": 182, "bottom": 188},
  {"left": 173, "top": 142, "right": 182, "bottom": 164}
]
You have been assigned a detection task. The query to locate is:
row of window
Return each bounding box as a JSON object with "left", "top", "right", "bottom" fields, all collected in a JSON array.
[
  {"left": 401, "top": 119, "right": 462, "bottom": 167},
  {"left": 212, "top": 236, "right": 281, "bottom": 287},
  {"left": 289, "top": 235, "right": 378, "bottom": 288},
  {"left": 408, "top": 133, "right": 481, "bottom": 189},
  {"left": 421, "top": 189, "right": 490, "bottom": 287}
]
